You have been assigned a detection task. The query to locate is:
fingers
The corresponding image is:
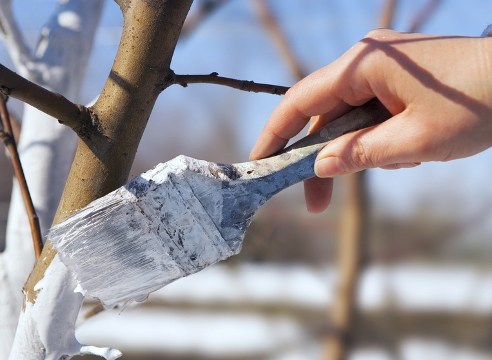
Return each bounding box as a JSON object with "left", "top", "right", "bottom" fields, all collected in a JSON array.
[
  {"left": 250, "top": 56, "right": 373, "bottom": 160},
  {"left": 249, "top": 29, "right": 402, "bottom": 161},
  {"left": 251, "top": 30, "right": 492, "bottom": 214},
  {"left": 314, "top": 110, "right": 437, "bottom": 177},
  {"left": 304, "top": 177, "right": 333, "bottom": 213},
  {"left": 379, "top": 162, "right": 421, "bottom": 170}
]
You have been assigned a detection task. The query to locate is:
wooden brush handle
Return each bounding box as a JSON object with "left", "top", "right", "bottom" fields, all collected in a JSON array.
[
  {"left": 233, "top": 99, "right": 391, "bottom": 199},
  {"left": 280, "top": 98, "right": 391, "bottom": 154}
]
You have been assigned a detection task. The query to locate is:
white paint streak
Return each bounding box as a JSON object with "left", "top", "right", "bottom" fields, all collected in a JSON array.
[
  {"left": 74, "top": 283, "right": 86, "bottom": 295},
  {"left": 9, "top": 256, "right": 121, "bottom": 360},
  {"left": 58, "top": 11, "right": 82, "bottom": 32},
  {"left": 80, "top": 346, "right": 122, "bottom": 359}
]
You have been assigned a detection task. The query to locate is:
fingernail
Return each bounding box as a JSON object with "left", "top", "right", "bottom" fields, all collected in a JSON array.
[
  {"left": 398, "top": 162, "right": 421, "bottom": 168},
  {"left": 315, "top": 156, "right": 347, "bottom": 177},
  {"left": 381, "top": 162, "right": 421, "bottom": 170}
]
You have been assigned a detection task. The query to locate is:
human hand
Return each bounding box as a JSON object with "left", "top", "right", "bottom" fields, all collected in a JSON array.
[{"left": 250, "top": 29, "right": 492, "bottom": 213}]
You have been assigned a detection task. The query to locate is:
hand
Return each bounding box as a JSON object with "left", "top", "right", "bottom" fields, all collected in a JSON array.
[{"left": 250, "top": 29, "right": 492, "bottom": 213}]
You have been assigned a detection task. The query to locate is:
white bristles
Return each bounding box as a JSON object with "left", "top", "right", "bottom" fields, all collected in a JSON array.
[{"left": 49, "top": 156, "right": 238, "bottom": 309}]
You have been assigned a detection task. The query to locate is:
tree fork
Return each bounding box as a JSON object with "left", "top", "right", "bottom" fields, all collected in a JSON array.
[{"left": 24, "top": 0, "right": 194, "bottom": 304}]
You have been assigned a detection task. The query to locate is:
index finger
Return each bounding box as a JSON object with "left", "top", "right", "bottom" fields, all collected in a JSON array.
[{"left": 249, "top": 64, "right": 368, "bottom": 160}]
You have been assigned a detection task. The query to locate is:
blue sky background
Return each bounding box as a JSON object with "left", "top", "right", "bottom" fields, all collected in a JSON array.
[{"left": 4, "top": 0, "right": 492, "bottom": 242}]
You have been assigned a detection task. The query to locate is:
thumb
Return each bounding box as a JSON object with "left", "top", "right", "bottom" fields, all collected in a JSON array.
[{"left": 314, "top": 111, "right": 423, "bottom": 177}]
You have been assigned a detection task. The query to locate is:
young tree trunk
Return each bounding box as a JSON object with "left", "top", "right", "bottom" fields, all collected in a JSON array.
[{"left": 8, "top": 1, "right": 194, "bottom": 359}]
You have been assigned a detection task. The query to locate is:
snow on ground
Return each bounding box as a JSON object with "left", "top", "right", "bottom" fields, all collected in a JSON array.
[
  {"left": 78, "top": 308, "right": 303, "bottom": 357},
  {"left": 144, "top": 262, "right": 492, "bottom": 313},
  {"left": 76, "top": 263, "right": 492, "bottom": 359}
]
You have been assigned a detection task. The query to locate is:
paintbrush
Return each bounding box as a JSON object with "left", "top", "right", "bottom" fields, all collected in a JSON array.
[{"left": 49, "top": 98, "right": 390, "bottom": 309}]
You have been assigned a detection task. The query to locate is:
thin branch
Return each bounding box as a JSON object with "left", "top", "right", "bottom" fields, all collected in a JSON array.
[
  {"left": 379, "top": 0, "right": 398, "bottom": 29},
  {"left": 0, "top": 63, "right": 89, "bottom": 130},
  {"left": 249, "top": 0, "right": 307, "bottom": 80},
  {"left": 7, "top": 106, "right": 20, "bottom": 141},
  {"left": 173, "top": 72, "right": 289, "bottom": 95},
  {"left": 408, "top": 0, "right": 443, "bottom": 33},
  {"left": 82, "top": 303, "right": 106, "bottom": 321},
  {"left": 0, "top": 94, "right": 43, "bottom": 259},
  {"left": 181, "top": 0, "right": 230, "bottom": 38}
]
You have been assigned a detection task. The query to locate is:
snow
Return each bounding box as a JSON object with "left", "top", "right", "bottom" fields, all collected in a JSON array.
[
  {"left": 76, "top": 263, "right": 492, "bottom": 359},
  {"left": 77, "top": 308, "right": 303, "bottom": 357},
  {"left": 149, "top": 263, "right": 334, "bottom": 309},
  {"left": 149, "top": 263, "right": 492, "bottom": 313}
]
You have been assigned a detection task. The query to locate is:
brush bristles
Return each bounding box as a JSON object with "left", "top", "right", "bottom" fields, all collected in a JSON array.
[{"left": 49, "top": 157, "right": 238, "bottom": 309}]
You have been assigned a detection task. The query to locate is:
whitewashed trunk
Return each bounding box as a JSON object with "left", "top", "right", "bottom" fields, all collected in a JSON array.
[
  {"left": 0, "top": 0, "right": 105, "bottom": 358},
  {"left": 8, "top": 255, "right": 121, "bottom": 360}
]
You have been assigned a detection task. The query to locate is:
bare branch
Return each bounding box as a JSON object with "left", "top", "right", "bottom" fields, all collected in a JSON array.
[
  {"left": 0, "top": 63, "right": 89, "bottom": 129},
  {"left": 181, "top": 0, "right": 230, "bottom": 38},
  {"left": 82, "top": 303, "right": 106, "bottom": 321},
  {"left": 408, "top": 0, "right": 443, "bottom": 33},
  {"left": 249, "top": 0, "right": 307, "bottom": 80},
  {"left": 379, "top": 0, "right": 398, "bottom": 29},
  {"left": 173, "top": 72, "right": 289, "bottom": 95},
  {"left": 7, "top": 107, "right": 20, "bottom": 141},
  {"left": 0, "top": 94, "right": 43, "bottom": 259}
]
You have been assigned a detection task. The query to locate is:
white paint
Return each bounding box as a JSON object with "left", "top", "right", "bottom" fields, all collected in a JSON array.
[
  {"left": 9, "top": 255, "right": 121, "bottom": 360},
  {"left": 74, "top": 283, "right": 86, "bottom": 295},
  {"left": 35, "top": 28, "right": 50, "bottom": 58},
  {"left": 58, "top": 11, "right": 82, "bottom": 32},
  {"left": 79, "top": 346, "right": 122, "bottom": 359}
]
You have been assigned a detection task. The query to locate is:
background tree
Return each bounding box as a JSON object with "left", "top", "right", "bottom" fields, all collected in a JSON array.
[{"left": 0, "top": 1, "right": 104, "bottom": 358}]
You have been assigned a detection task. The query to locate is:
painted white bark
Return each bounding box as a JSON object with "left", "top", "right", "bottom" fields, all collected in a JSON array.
[
  {"left": 8, "top": 255, "right": 121, "bottom": 360},
  {"left": 0, "top": 0, "right": 105, "bottom": 358}
]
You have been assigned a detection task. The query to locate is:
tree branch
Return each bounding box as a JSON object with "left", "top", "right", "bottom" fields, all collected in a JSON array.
[
  {"left": 249, "top": 0, "right": 307, "bottom": 80},
  {"left": 379, "top": 0, "right": 398, "bottom": 29},
  {"left": 0, "top": 94, "right": 42, "bottom": 259},
  {"left": 408, "top": 0, "right": 443, "bottom": 33},
  {"left": 0, "top": 63, "right": 90, "bottom": 130},
  {"left": 173, "top": 72, "right": 289, "bottom": 95},
  {"left": 180, "top": 0, "right": 230, "bottom": 38}
]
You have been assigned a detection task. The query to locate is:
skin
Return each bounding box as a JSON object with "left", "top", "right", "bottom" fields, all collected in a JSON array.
[{"left": 250, "top": 29, "right": 492, "bottom": 213}]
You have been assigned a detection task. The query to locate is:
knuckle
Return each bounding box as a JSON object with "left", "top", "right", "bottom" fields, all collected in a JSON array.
[
  {"left": 283, "top": 86, "right": 296, "bottom": 100},
  {"left": 346, "top": 138, "right": 375, "bottom": 170},
  {"left": 282, "top": 86, "right": 302, "bottom": 110},
  {"left": 364, "top": 28, "right": 397, "bottom": 40}
]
